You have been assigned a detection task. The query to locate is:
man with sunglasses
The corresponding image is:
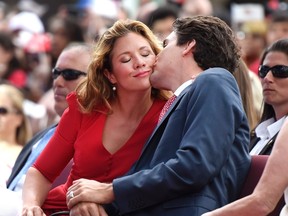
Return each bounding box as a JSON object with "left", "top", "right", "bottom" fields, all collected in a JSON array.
[{"left": 0, "top": 42, "right": 91, "bottom": 216}]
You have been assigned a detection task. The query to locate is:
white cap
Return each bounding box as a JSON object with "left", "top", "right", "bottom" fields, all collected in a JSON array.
[{"left": 8, "top": 11, "right": 44, "bottom": 33}]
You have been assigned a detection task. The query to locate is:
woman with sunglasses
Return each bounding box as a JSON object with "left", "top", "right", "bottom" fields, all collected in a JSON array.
[
  {"left": 0, "top": 83, "right": 32, "bottom": 186},
  {"left": 21, "top": 19, "right": 169, "bottom": 215},
  {"left": 249, "top": 38, "right": 288, "bottom": 155}
]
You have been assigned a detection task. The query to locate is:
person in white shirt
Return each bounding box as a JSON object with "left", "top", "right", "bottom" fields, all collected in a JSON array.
[{"left": 249, "top": 38, "right": 288, "bottom": 155}]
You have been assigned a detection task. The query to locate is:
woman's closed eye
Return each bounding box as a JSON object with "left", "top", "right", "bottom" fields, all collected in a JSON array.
[
  {"left": 140, "top": 51, "right": 151, "bottom": 57},
  {"left": 121, "top": 57, "right": 131, "bottom": 63},
  {"left": 120, "top": 52, "right": 152, "bottom": 63}
]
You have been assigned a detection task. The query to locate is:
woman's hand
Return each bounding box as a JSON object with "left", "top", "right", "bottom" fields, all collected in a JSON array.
[
  {"left": 66, "top": 178, "right": 114, "bottom": 209},
  {"left": 22, "top": 168, "right": 51, "bottom": 216},
  {"left": 22, "top": 205, "right": 46, "bottom": 216}
]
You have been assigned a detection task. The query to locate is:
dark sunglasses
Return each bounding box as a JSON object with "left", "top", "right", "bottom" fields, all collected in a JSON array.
[
  {"left": 258, "top": 65, "right": 288, "bottom": 79},
  {"left": 52, "top": 68, "right": 86, "bottom": 81},
  {"left": 0, "top": 107, "right": 17, "bottom": 115}
]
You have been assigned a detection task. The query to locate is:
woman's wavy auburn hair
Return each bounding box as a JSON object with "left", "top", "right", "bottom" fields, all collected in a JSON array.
[{"left": 76, "top": 19, "right": 169, "bottom": 114}]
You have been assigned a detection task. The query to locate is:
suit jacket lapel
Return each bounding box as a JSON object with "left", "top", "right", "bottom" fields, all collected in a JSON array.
[
  {"left": 137, "top": 87, "right": 190, "bottom": 164},
  {"left": 156, "top": 86, "right": 190, "bottom": 127}
]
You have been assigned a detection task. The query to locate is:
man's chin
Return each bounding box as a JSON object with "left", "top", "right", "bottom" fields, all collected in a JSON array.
[
  {"left": 149, "top": 71, "right": 161, "bottom": 87},
  {"left": 150, "top": 80, "right": 166, "bottom": 90},
  {"left": 150, "top": 72, "right": 172, "bottom": 91}
]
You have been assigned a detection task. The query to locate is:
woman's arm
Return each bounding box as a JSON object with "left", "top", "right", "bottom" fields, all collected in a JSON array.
[
  {"left": 203, "top": 119, "right": 288, "bottom": 216},
  {"left": 21, "top": 167, "right": 52, "bottom": 216}
]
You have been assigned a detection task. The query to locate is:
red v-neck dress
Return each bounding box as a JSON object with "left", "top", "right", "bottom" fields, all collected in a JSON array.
[{"left": 33, "top": 92, "right": 166, "bottom": 213}]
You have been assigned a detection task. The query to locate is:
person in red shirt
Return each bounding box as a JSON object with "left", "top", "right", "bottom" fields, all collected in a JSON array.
[{"left": 21, "top": 19, "right": 169, "bottom": 215}]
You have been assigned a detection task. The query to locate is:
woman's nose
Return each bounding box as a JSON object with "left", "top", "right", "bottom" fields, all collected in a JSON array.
[
  {"left": 262, "top": 71, "right": 274, "bottom": 82},
  {"left": 134, "top": 56, "right": 146, "bottom": 68}
]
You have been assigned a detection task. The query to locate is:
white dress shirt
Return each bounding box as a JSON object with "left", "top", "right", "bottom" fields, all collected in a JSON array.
[
  {"left": 174, "top": 79, "right": 194, "bottom": 97},
  {"left": 250, "top": 116, "right": 287, "bottom": 155}
]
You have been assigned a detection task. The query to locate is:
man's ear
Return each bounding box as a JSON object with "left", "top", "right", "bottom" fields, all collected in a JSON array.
[
  {"left": 104, "top": 69, "right": 116, "bottom": 84},
  {"left": 183, "top": 40, "right": 196, "bottom": 56}
]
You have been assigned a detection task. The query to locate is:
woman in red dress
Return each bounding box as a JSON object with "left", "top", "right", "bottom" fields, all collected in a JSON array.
[{"left": 21, "top": 19, "right": 170, "bottom": 215}]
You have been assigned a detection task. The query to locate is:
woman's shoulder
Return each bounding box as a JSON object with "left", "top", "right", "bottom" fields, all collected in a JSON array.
[
  {"left": 64, "top": 92, "right": 83, "bottom": 117},
  {"left": 66, "top": 91, "right": 78, "bottom": 107}
]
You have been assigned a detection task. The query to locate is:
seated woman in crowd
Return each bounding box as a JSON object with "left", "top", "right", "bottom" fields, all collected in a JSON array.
[
  {"left": 0, "top": 83, "right": 32, "bottom": 186},
  {"left": 203, "top": 37, "right": 288, "bottom": 216},
  {"left": 249, "top": 38, "right": 288, "bottom": 155}
]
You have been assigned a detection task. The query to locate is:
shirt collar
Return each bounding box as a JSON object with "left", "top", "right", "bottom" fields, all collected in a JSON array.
[
  {"left": 174, "top": 79, "right": 193, "bottom": 97},
  {"left": 255, "top": 116, "right": 287, "bottom": 139}
]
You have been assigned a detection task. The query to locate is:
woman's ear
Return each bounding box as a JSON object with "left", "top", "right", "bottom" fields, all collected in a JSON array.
[
  {"left": 183, "top": 40, "right": 196, "bottom": 56},
  {"left": 104, "top": 69, "right": 116, "bottom": 84}
]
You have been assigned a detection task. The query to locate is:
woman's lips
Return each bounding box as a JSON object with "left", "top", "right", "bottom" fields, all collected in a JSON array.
[{"left": 133, "top": 70, "right": 150, "bottom": 77}]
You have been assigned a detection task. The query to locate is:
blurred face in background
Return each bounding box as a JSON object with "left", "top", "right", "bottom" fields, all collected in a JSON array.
[
  {"left": 266, "top": 21, "right": 288, "bottom": 46},
  {"left": 0, "top": 92, "right": 22, "bottom": 138},
  {"left": 237, "top": 31, "right": 266, "bottom": 61},
  {"left": 151, "top": 16, "right": 175, "bottom": 41},
  {"left": 49, "top": 20, "right": 70, "bottom": 60}
]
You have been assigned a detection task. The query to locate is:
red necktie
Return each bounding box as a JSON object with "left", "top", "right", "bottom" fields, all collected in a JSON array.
[{"left": 158, "top": 95, "right": 177, "bottom": 122}]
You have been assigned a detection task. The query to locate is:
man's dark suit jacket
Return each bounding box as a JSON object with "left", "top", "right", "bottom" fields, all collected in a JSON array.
[
  {"left": 109, "top": 68, "right": 251, "bottom": 216},
  {"left": 7, "top": 124, "right": 57, "bottom": 188}
]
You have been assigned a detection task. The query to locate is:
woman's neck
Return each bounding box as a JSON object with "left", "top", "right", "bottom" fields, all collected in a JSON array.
[
  {"left": 0, "top": 133, "right": 18, "bottom": 146},
  {"left": 274, "top": 106, "right": 288, "bottom": 121},
  {"left": 112, "top": 90, "right": 153, "bottom": 120}
]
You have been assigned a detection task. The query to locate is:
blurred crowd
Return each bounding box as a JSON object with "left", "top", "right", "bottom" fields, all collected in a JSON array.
[{"left": 0, "top": 0, "right": 288, "bottom": 184}]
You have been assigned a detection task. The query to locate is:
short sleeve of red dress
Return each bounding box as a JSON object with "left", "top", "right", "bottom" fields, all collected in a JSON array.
[{"left": 33, "top": 92, "right": 81, "bottom": 182}]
